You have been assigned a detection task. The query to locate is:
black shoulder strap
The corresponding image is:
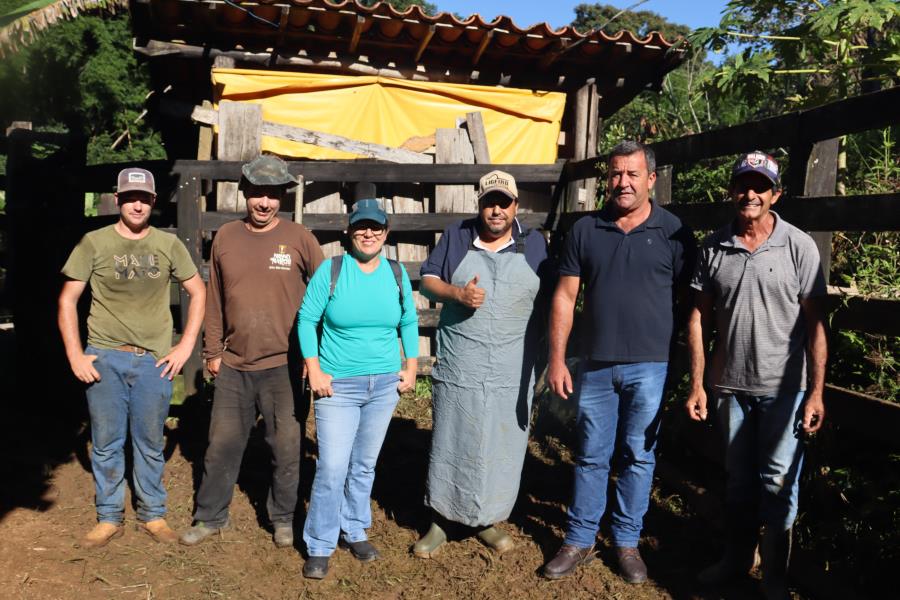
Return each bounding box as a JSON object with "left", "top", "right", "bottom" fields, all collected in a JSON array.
[
  {"left": 387, "top": 258, "right": 405, "bottom": 305},
  {"left": 515, "top": 230, "right": 528, "bottom": 254},
  {"left": 329, "top": 254, "right": 404, "bottom": 306},
  {"left": 329, "top": 255, "right": 343, "bottom": 299}
]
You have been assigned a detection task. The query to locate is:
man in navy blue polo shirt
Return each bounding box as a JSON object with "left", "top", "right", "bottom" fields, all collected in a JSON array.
[
  {"left": 543, "top": 140, "right": 695, "bottom": 584},
  {"left": 413, "top": 170, "right": 551, "bottom": 558}
]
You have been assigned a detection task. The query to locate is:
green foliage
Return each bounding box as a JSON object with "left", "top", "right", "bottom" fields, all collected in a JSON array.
[
  {"left": 571, "top": 3, "right": 690, "bottom": 39},
  {"left": 415, "top": 375, "right": 432, "bottom": 400},
  {"left": 358, "top": 0, "right": 437, "bottom": 16},
  {"left": 691, "top": 0, "right": 900, "bottom": 107},
  {"left": 0, "top": 14, "right": 165, "bottom": 164}
]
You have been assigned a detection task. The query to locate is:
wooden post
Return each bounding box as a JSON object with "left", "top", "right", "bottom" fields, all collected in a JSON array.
[
  {"left": 391, "top": 191, "right": 432, "bottom": 358},
  {"left": 435, "top": 128, "right": 476, "bottom": 213},
  {"left": 464, "top": 112, "right": 491, "bottom": 165},
  {"left": 655, "top": 165, "right": 673, "bottom": 206},
  {"left": 215, "top": 101, "right": 262, "bottom": 212},
  {"left": 565, "top": 81, "right": 600, "bottom": 211},
  {"left": 354, "top": 182, "right": 376, "bottom": 201},
  {"left": 176, "top": 172, "right": 204, "bottom": 396},
  {"left": 802, "top": 138, "right": 839, "bottom": 279},
  {"left": 292, "top": 175, "right": 304, "bottom": 224}
]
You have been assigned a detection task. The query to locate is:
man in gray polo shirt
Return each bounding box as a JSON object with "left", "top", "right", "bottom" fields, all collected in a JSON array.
[{"left": 685, "top": 151, "right": 828, "bottom": 600}]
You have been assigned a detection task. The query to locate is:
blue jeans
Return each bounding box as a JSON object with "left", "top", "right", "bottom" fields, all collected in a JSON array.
[
  {"left": 84, "top": 345, "right": 173, "bottom": 524},
  {"left": 303, "top": 373, "right": 399, "bottom": 556},
  {"left": 564, "top": 361, "right": 668, "bottom": 549},
  {"left": 717, "top": 390, "right": 806, "bottom": 531}
]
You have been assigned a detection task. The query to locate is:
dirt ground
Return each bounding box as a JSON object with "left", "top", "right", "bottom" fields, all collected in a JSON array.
[{"left": 0, "top": 383, "right": 778, "bottom": 600}]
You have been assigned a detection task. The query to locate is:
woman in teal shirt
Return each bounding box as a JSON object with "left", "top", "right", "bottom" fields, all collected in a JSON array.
[{"left": 298, "top": 199, "right": 418, "bottom": 579}]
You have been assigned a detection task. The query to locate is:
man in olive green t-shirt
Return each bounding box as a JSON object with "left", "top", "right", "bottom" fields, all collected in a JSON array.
[{"left": 58, "top": 167, "right": 206, "bottom": 549}]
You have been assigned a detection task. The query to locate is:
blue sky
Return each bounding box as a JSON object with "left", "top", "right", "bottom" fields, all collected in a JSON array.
[{"left": 435, "top": 1, "right": 731, "bottom": 33}]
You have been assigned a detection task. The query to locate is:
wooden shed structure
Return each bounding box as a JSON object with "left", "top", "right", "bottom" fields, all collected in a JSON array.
[{"left": 118, "top": 0, "right": 687, "bottom": 392}]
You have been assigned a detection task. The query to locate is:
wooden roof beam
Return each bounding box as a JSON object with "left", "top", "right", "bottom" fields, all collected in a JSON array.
[
  {"left": 348, "top": 15, "right": 365, "bottom": 54},
  {"left": 472, "top": 30, "right": 494, "bottom": 67},
  {"left": 538, "top": 38, "right": 569, "bottom": 71},
  {"left": 414, "top": 25, "right": 436, "bottom": 63}
]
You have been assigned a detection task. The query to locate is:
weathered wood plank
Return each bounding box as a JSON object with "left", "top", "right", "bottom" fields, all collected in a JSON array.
[
  {"left": 566, "top": 87, "right": 900, "bottom": 178},
  {"left": 170, "top": 160, "right": 564, "bottom": 184},
  {"left": 435, "top": 128, "right": 477, "bottom": 213},
  {"left": 215, "top": 101, "right": 262, "bottom": 212},
  {"left": 193, "top": 105, "right": 433, "bottom": 164},
  {"left": 201, "top": 211, "right": 549, "bottom": 232},
  {"left": 176, "top": 173, "right": 204, "bottom": 397},
  {"left": 828, "top": 296, "right": 900, "bottom": 337},
  {"left": 464, "top": 112, "right": 491, "bottom": 165},
  {"left": 825, "top": 384, "right": 900, "bottom": 448},
  {"left": 800, "top": 138, "right": 839, "bottom": 278},
  {"left": 657, "top": 194, "right": 900, "bottom": 233}
]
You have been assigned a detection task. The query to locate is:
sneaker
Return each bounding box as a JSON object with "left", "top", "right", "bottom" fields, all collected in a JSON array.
[
  {"left": 477, "top": 526, "right": 515, "bottom": 553},
  {"left": 616, "top": 546, "right": 648, "bottom": 584},
  {"left": 342, "top": 539, "right": 380, "bottom": 562},
  {"left": 179, "top": 519, "right": 230, "bottom": 546},
  {"left": 542, "top": 544, "right": 595, "bottom": 580},
  {"left": 302, "top": 556, "right": 329, "bottom": 579},
  {"left": 137, "top": 519, "right": 179, "bottom": 544},
  {"left": 413, "top": 522, "right": 447, "bottom": 559},
  {"left": 80, "top": 522, "right": 124, "bottom": 549},
  {"left": 273, "top": 524, "right": 294, "bottom": 548}
]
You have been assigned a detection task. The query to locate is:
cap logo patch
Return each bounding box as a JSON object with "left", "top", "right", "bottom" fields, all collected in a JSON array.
[{"left": 128, "top": 172, "right": 147, "bottom": 183}]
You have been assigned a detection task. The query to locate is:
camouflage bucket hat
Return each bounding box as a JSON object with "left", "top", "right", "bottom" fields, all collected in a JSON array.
[{"left": 241, "top": 155, "right": 297, "bottom": 186}]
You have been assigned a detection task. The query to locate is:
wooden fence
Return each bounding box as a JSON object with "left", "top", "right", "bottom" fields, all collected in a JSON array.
[{"left": 3, "top": 87, "right": 898, "bottom": 450}]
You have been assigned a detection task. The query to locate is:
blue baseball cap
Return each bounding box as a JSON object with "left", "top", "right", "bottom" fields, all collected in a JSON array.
[
  {"left": 732, "top": 151, "right": 780, "bottom": 186},
  {"left": 348, "top": 198, "right": 388, "bottom": 226}
]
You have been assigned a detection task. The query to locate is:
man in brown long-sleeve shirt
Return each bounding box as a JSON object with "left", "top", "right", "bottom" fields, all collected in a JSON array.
[{"left": 181, "top": 155, "right": 324, "bottom": 548}]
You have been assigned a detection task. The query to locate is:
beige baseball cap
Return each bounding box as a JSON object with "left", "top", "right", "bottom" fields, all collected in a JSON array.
[
  {"left": 117, "top": 168, "right": 156, "bottom": 196},
  {"left": 477, "top": 169, "right": 518, "bottom": 201}
]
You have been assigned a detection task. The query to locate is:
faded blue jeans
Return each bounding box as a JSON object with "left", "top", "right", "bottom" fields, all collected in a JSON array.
[
  {"left": 84, "top": 345, "right": 172, "bottom": 524},
  {"left": 564, "top": 361, "right": 668, "bottom": 549},
  {"left": 717, "top": 390, "right": 806, "bottom": 531},
  {"left": 303, "top": 373, "right": 399, "bottom": 557}
]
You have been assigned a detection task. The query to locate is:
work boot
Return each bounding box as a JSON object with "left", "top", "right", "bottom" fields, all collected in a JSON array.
[
  {"left": 698, "top": 523, "right": 759, "bottom": 585},
  {"left": 413, "top": 522, "right": 447, "bottom": 559},
  {"left": 136, "top": 519, "right": 179, "bottom": 544},
  {"left": 477, "top": 526, "right": 515, "bottom": 553},
  {"left": 342, "top": 539, "right": 380, "bottom": 562},
  {"left": 759, "top": 527, "right": 792, "bottom": 600},
  {"left": 273, "top": 523, "right": 294, "bottom": 548},
  {"left": 302, "top": 556, "right": 329, "bottom": 579},
  {"left": 616, "top": 546, "right": 648, "bottom": 584},
  {"left": 80, "top": 522, "right": 124, "bottom": 549},
  {"left": 179, "top": 519, "right": 230, "bottom": 546},
  {"left": 542, "top": 544, "right": 595, "bottom": 580}
]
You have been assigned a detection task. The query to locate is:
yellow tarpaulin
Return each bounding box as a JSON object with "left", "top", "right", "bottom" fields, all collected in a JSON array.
[{"left": 211, "top": 69, "right": 566, "bottom": 164}]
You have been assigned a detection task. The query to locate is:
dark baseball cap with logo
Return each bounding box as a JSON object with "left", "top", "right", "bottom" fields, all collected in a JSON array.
[
  {"left": 731, "top": 151, "right": 780, "bottom": 187},
  {"left": 117, "top": 168, "right": 156, "bottom": 196},
  {"left": 241, "top": 154, "right": 297, "bottom": 186}
]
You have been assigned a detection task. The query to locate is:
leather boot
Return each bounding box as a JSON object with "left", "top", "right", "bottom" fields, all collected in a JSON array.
[
  {"left": 759, "top": 527, "right": 792, "bottom": 600},
  {"left": 698, "top": 522, "right": 759, "bottom": 585}
]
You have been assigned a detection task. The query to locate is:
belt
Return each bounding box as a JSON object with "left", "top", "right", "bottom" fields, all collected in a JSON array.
[{"left": 112, "top": 345, "right": 148, "bottom": 356}]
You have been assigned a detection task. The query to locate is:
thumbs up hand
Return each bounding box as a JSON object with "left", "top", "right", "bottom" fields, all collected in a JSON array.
[{"left": 456, "top": 275, "right": 485, "bottom": 309}]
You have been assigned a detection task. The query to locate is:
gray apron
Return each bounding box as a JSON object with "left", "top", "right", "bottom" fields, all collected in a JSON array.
[{"left": 426, "top": 245, "right": 541, "bottom": 526}]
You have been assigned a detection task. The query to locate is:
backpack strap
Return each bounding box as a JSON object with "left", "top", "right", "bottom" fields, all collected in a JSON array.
[
  {"left": 387, "top": 258, "right": 405, "bottom": 305},
  {"left": 329, "top": 254, "right": 404, "bottom": 306},
  {"left": 329, "top": 255, "right": 343, "bottom": 299}
]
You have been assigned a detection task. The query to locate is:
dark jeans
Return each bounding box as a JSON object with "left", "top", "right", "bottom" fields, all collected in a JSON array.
[{"left": 193, "top": 363, "right": 302, "bottom": 527}]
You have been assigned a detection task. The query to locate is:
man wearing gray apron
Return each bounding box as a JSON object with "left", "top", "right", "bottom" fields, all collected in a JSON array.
[{"left": 414, "top": 170, "right": 550, "bottom": 557}]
